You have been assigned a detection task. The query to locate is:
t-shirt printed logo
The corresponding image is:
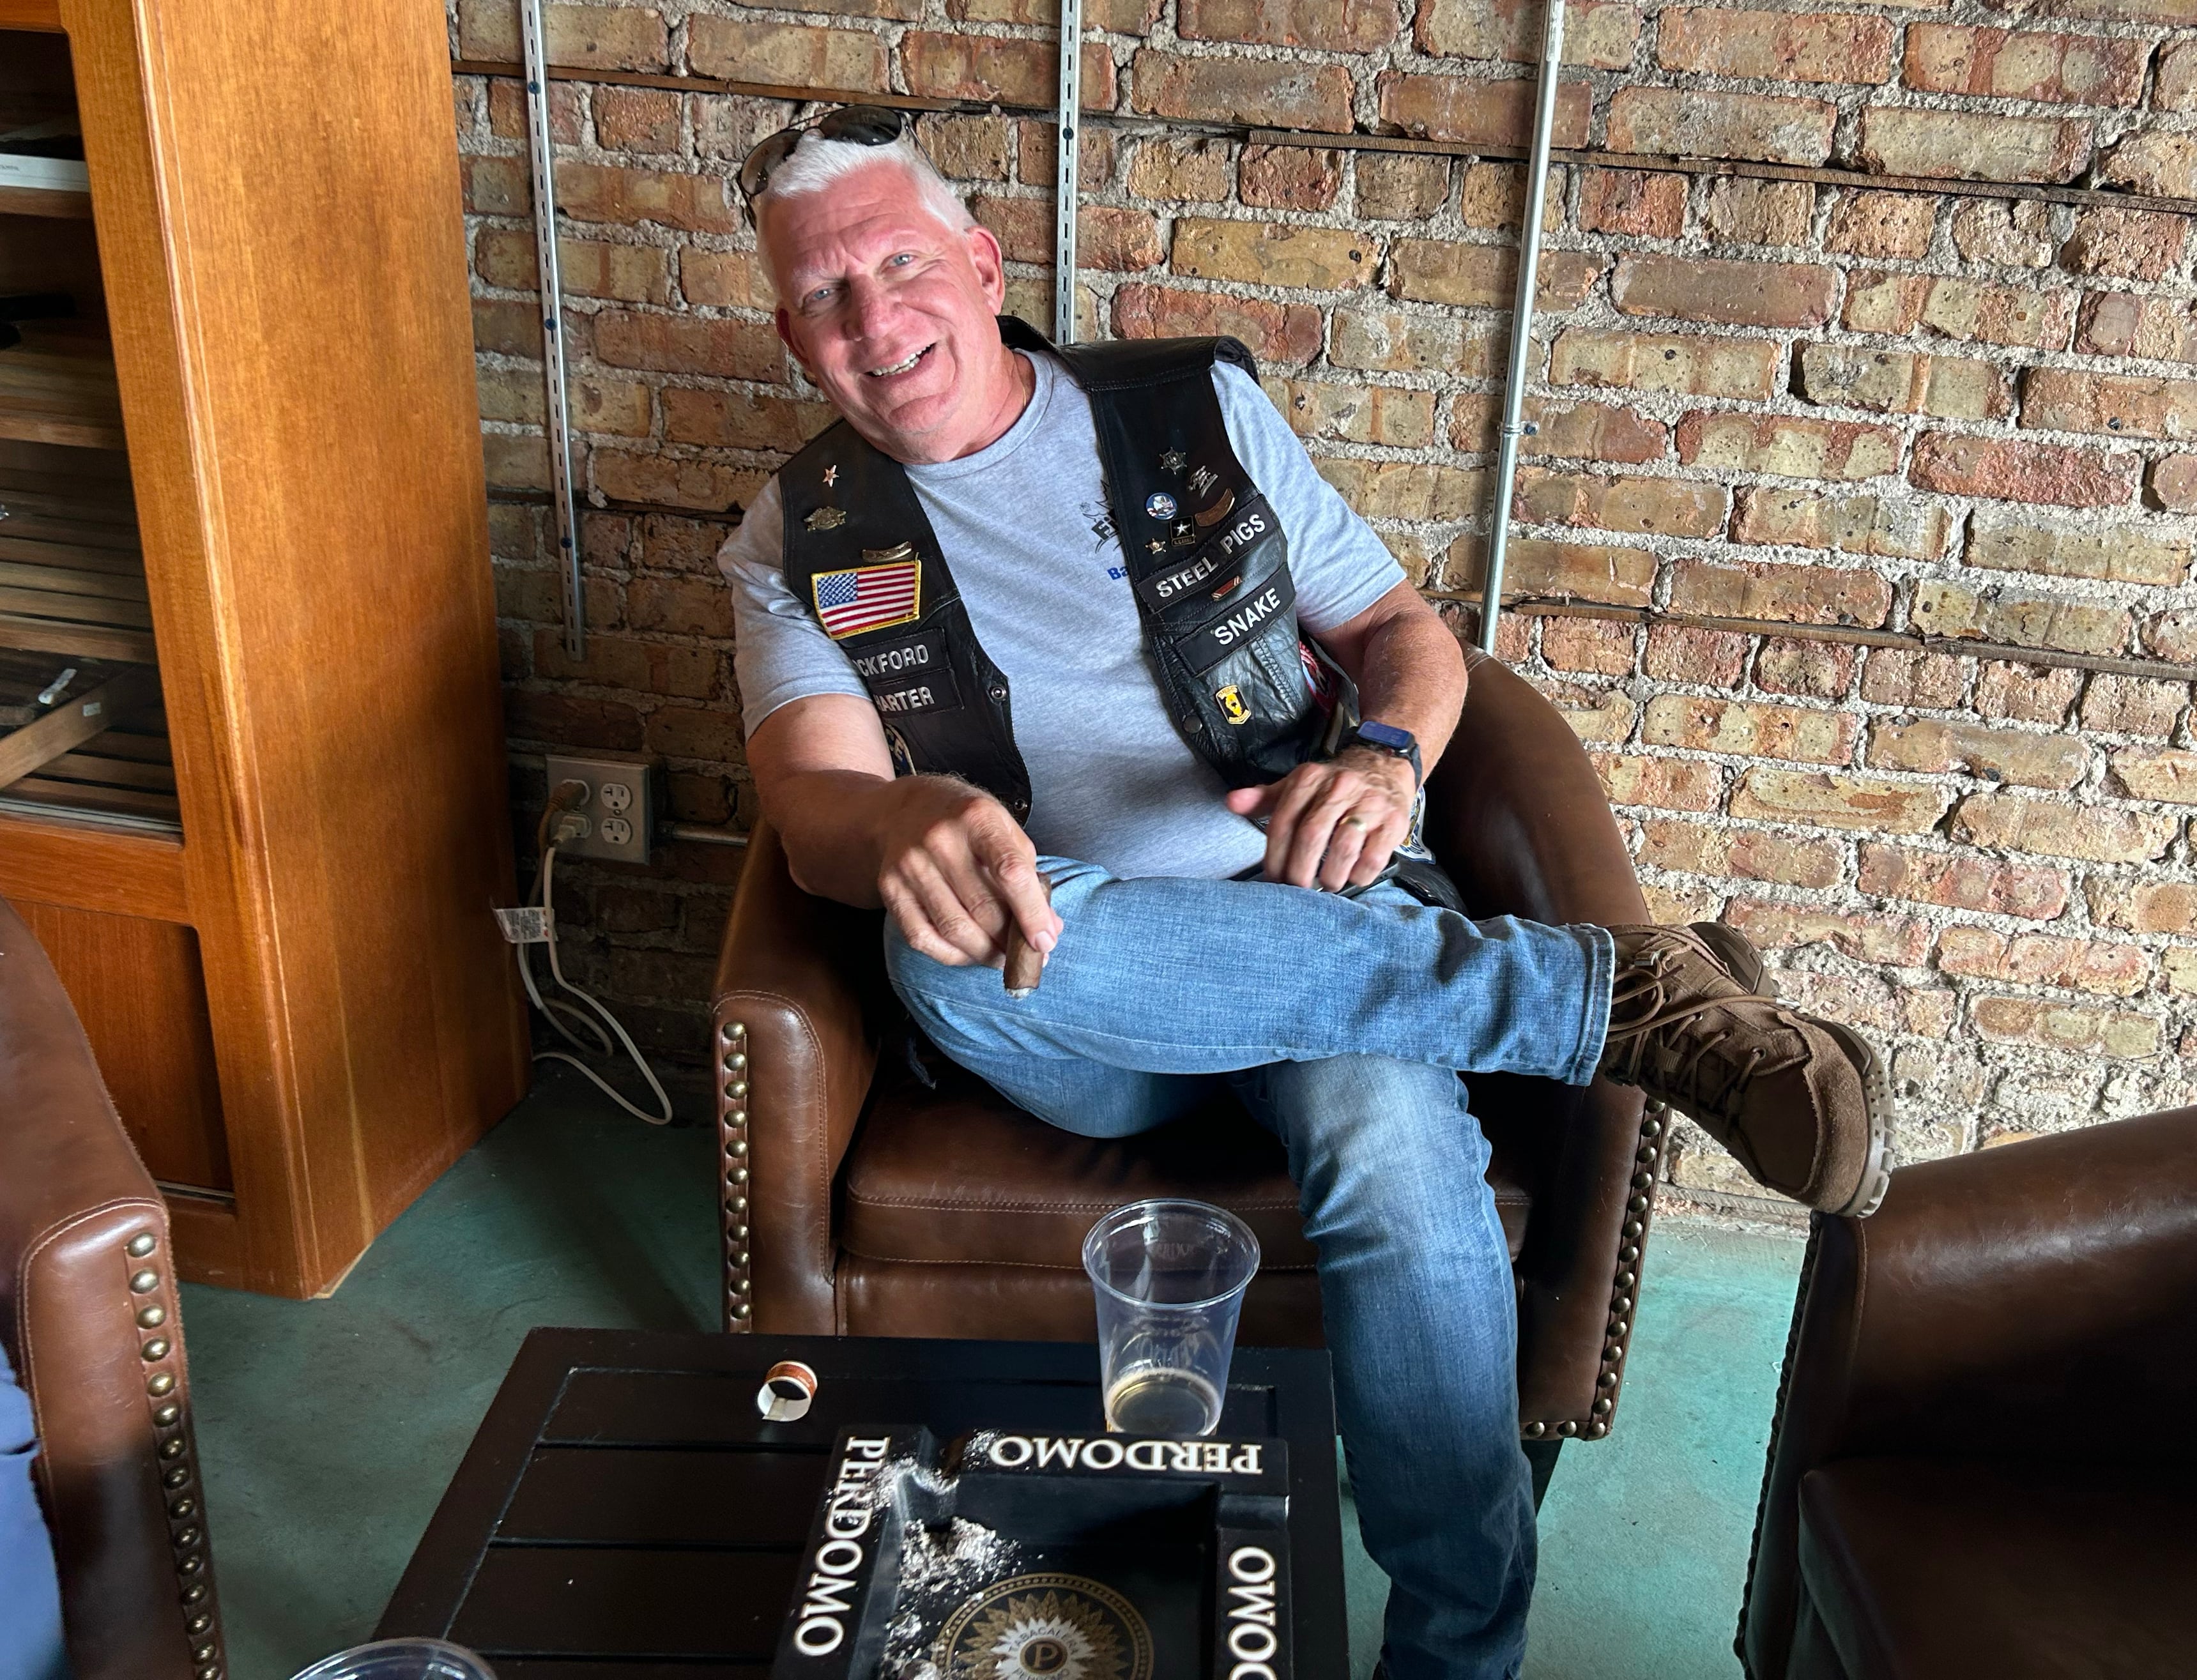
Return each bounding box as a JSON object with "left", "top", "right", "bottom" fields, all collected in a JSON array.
[{"left": 813, "top": 547, "right": 922, "bottom": 639}]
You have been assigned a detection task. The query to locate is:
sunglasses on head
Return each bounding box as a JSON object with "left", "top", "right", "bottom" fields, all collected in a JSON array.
[{"left": 737, "top": 104, "right": 912, "bottom": 210}]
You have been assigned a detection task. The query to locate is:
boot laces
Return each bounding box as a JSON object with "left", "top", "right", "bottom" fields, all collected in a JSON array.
[{"left": 1605, "top": 950, "right": 1801, "bottom": 1122}]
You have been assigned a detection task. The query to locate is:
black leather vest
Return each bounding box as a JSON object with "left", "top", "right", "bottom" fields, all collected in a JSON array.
[{"left": 779, "top": 317, "right": 1359, "bottom": 820}]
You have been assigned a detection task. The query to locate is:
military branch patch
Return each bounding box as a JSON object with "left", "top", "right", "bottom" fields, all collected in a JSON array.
[{"left": 813, "top": 551, "right": 922, "bottom": 639}]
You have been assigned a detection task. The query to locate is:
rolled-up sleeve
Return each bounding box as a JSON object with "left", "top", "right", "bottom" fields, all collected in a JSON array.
[
  {"left": 1211, "top": 361, "right": 1408, "bottom": 637},
  {"left": 717, "top": 475, "right": 870, "bottom": 737}
]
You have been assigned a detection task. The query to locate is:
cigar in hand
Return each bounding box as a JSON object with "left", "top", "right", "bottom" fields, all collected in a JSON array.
[{"left": 1002, "top": 876, "right": 1054, "bottom": 998}]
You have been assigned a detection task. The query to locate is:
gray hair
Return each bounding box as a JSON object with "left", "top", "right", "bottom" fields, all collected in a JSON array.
[{"left": 753, "top": 128, "right": 977, "bottom": 280}]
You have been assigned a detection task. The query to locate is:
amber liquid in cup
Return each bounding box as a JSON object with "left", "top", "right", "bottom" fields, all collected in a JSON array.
[{"left": 1082, "top": 1199, "right": 1260, "bottom": 1438}]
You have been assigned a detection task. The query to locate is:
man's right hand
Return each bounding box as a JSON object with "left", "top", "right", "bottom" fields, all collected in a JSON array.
[{"left": 873, "top": 775, "right": 1061, "bottom": 969}]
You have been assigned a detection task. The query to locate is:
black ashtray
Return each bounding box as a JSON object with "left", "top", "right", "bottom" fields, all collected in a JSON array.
[{"left": 771, "top": 1424, "right": 1296, "bottom": 1680}]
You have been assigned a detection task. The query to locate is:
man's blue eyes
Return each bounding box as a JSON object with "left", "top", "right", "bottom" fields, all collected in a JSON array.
[{"left": 805, "top": 256, "right": 916, "bottom": 303}]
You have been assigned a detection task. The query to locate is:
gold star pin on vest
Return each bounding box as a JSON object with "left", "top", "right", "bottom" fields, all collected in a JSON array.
[
  {"left": 823, "top": 464, "right": 839, "bottom": 488},
  {"left": 1160, "top": 448, "right": 1186, "bottom": 474},
  {"left": 804, "top": 506, "right": 848, "bottom": 531}
]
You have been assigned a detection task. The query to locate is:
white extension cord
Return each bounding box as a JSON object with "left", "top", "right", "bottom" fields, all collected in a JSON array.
[{"left": 514, "top": 809, "right": 675, "bottom": 1126}]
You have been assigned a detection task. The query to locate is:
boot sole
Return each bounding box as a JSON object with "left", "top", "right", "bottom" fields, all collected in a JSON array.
[
  {"left": 1816, "top": 1017, "right": 1894, "bottom": 1218},
  {"left": 1689, "top": 920, "right": 1777, "bottom": 998}
]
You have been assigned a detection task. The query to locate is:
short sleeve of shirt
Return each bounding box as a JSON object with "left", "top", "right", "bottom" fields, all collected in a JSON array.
[
  {"left": 716, "top": 474, "right": 871, "bottom": 738},
  {"left": 1211, "top": 360, "right": 1407, "bottom": 636}
]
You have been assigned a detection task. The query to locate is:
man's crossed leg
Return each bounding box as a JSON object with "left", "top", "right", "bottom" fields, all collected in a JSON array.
[{"left": 884, "top": 860, "right": 1894, "bottom": 1680}]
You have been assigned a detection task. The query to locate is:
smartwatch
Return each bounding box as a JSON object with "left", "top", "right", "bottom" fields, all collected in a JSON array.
[{"left": 1343, "top": 719, "right": 1422, "bottom": 789}]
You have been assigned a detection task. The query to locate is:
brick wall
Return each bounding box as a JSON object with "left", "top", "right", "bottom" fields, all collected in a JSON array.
[{"left": 452, "top": 0, "right": 2197, "bottom": 1216}]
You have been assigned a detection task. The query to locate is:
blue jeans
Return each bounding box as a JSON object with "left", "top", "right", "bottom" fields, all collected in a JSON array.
[
  {"left": 2, "top": 1340, "right": 70, "bottom": 1680},
  {"left": 884, "top": 859, "right": 1615, "bottom": 1680}
]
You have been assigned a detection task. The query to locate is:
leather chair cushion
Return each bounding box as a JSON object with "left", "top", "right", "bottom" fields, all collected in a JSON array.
[
  {"left": 838, "top": 1256, "right": 1329, "bottom": 1347},
  {"left": 841, "top": 1069, "right": 1531, "bottom": 1271},
  {"left": 1798, "top": 1457, "right": 2197, "bottom": 1680}
]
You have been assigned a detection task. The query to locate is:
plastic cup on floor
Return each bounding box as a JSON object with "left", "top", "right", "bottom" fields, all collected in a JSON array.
[
  {"left": 1082, "top": 1198, "right": 1260, "bottom": 1438},
  {"left": 287, "top": 1638, "right": 498, "bottom": 1680}
]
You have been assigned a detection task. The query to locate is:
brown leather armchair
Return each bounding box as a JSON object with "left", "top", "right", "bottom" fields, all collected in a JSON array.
[
  {"left": 710, "top": 650, "right": 1668, "bottom": 1446},
  {"left": 1738, "top": 1104, "right": 2197, "bottom": 1679},
  {"left": 0, "top": 897, "right": 227, "bottom": 1680}
]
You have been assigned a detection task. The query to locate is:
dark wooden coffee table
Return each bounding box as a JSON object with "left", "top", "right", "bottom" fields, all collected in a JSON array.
[{"left": 378, "top": 1329, "right": 1349, "bottom": 1678}]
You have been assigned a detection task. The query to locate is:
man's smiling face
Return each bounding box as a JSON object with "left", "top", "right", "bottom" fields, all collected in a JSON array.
[{"left": 763, "top": 158, "right": 1024, "bottom": 466}]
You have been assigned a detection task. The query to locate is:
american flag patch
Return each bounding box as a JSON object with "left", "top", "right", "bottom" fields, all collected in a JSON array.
[{"left": 813, "top": 556, "right": 921, "bottom": 640}]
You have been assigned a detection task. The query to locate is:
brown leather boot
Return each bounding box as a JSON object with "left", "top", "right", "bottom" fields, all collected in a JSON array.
[
  {"left": 1598, "top": 924, "right": 1892, "bottom": 1217},
  {"left": 1687, "top": 919, "right": 1775, "bottom": 997}
]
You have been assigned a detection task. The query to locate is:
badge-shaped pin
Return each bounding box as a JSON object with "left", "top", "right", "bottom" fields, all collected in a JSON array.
[
  {"left": 1216, "top": 685, "right": 1251, "bottom": 726},
  {"left": 804, "top": 506, "right": 848, "bottom": 532},
  {"left": 1145, "top": 491, "right": 1177, "bottom": 521},
  {"left": 1188, "top": 464, "right": 1218, "bottom": 497},
  {"left": 823, "top": 464, "right": 839, "bottom": 489},
  {"left": 1148, "top": 539, "right": 1167, "bottom": 555},
  {"left": 1160, "top": 449, "right": 1187, "bottom": 475}
]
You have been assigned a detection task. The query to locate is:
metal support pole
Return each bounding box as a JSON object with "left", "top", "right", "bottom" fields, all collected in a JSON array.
[
  {"left": 1480, "top": 0, "right": 1566, "bottom": 655},
  {"left": 521, "top": 0, "right": 585, "bottom": 658},
  {"left": 1053, "top": 0, "right": 1083, "bottom": 344}
]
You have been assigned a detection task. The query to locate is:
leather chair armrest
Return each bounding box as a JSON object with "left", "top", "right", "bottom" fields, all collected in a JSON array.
[
  {"left": 710, "top": 821, "right": 886, "bottom": 1334},
  {"left": 1, "top": 900, "right": 220, "bottom": 1679},
  {"left": 1421, "top": 651, "right": 1656, "bottom": 1440},
  {"left": 1739, "top": 1105, "right": 2197, "bottom": 1679}
]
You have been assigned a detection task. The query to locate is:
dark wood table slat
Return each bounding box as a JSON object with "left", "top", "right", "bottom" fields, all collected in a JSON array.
[
  {"left": 451, "top": 1548, "right": 800, "bottom": 1659},
  {"left": 545, "top": 1370, "right": 1279, "bottom": 1449},
  {"left": 501, "top": 1447, "right": 828, "bottom": 1547}
]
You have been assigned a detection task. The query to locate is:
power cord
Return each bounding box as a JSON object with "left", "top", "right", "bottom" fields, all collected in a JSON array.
[{"left": 514, "top": 779, "right": 675, "bottom": 1126}]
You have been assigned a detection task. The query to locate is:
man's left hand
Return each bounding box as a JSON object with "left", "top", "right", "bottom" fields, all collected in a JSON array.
[{"left": 1225, "top": 746, "right": 1417, "bottom": 891}]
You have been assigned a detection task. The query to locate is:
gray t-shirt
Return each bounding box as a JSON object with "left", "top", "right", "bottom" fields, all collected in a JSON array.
[{"left": 717, "top": 351, "right": 1405, "bottom": 880}]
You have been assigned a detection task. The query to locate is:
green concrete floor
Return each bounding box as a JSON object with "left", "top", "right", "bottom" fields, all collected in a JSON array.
[{"left": 179, "top": 1069, "right": 1803, "bottom": 1680}]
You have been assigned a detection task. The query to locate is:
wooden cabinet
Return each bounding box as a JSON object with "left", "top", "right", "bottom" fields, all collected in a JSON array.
[{"left": 1, "top": 0, "right": 528, "bottom": 1295}]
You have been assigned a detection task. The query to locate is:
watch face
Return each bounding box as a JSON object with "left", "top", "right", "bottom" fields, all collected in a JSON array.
[{"left": 1356, "top": 720, "right": 1413, "bottom": 752}]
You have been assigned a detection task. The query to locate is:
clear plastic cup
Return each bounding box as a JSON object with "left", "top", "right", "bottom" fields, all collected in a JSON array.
[
  {"left": 1082, "top": 1198, "right": 1260, "bottom": 1438},
  {"left": 287, "top": 1638, "right": 498, "bottom": 1680}
]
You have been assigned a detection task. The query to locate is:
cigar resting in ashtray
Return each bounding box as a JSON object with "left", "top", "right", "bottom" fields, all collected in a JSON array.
[{"left": 1002, "top": 876, "right": 1053, "bottom": 998}]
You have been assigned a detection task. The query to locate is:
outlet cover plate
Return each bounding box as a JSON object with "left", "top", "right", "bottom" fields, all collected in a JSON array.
[{"left": 544, "top": 754, "right": 655, "bottom": 866}]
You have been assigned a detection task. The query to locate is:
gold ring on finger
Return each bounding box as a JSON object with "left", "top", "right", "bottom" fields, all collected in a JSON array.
[{"left": 1342, "top": 814, "right": 1368, "bottom": 830}]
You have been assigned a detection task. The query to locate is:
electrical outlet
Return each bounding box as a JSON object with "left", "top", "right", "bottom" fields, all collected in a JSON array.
[{"left": 544, "top": 754, "right": 655, "bottom": 866}]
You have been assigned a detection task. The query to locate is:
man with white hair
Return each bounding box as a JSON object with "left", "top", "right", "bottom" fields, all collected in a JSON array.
[{"left": 717, "top": 105, "right": 1891, "bottom": 1680}]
